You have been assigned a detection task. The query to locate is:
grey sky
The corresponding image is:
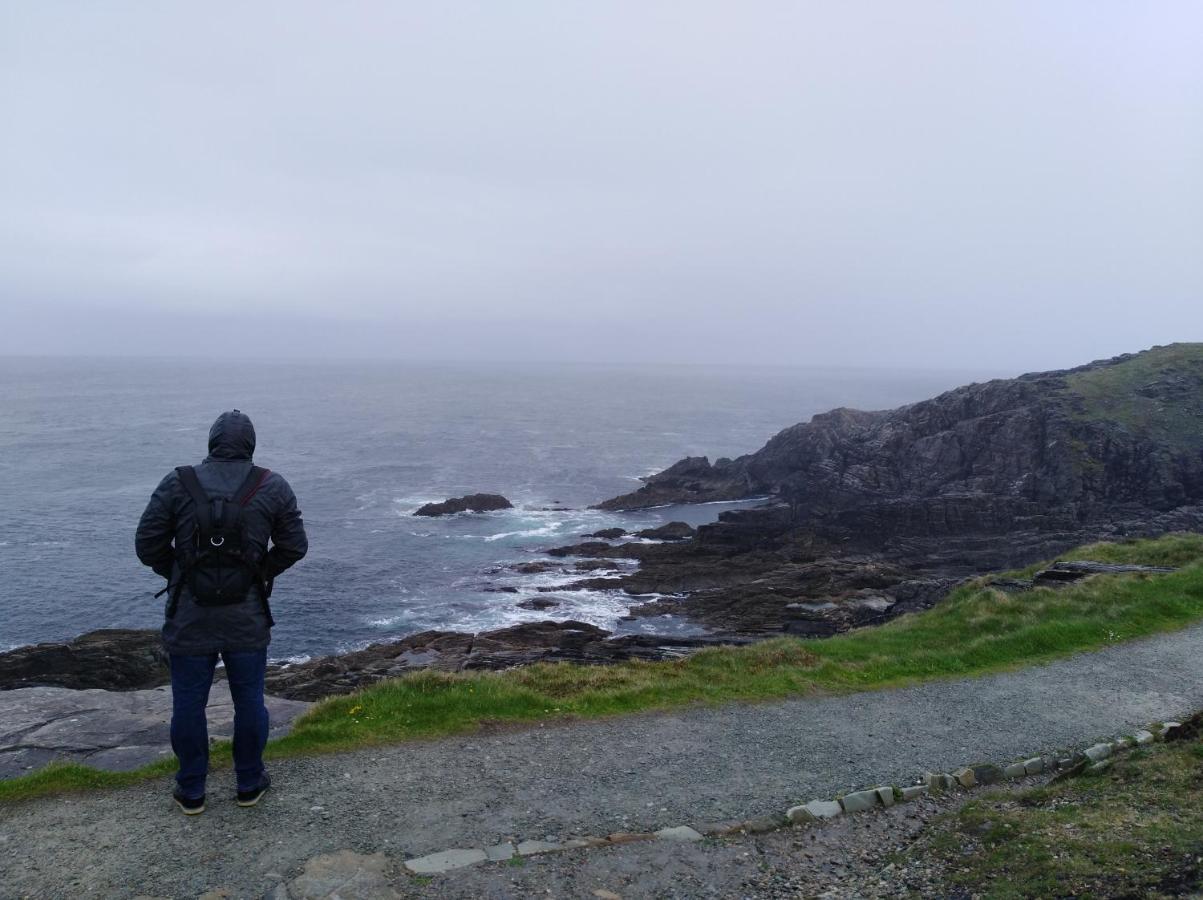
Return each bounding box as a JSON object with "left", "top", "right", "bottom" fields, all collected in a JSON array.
[{"left": 2, "top": 2, "right": 1200, "bottom": 371}]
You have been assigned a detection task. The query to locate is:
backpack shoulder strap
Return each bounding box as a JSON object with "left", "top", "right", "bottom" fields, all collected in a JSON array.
[
  {"left": 175, "top": 465, "right": 213, "bottom": 532},
  {"left": 236, "top": 466, "right": 271, "bottom": 506}
]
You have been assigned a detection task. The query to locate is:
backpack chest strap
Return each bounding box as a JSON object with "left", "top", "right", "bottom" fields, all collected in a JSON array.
[{"left": 176, "top": 464, "right": 272, "bottom": 543}]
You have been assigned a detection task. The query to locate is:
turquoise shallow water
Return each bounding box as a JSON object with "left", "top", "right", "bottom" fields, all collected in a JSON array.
[{"left": 0, "top": 357, "right": 980, "bottom": 660}]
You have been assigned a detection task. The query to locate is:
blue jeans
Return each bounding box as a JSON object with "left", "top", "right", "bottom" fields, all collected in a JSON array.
[{"left": 169, "top": 649, "right": 269, "bottom": 798}]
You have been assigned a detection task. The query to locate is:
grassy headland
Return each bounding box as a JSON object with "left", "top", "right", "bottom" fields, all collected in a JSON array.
[
  {"left": 3, "top": 533, "right": 1202, "bottom": 804},
  {"left": 1066, "top": 342, "right": 1203, "bottom": 447}
]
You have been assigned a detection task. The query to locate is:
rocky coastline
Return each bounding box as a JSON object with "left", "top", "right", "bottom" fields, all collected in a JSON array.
[
  {"left": 3, "top": 344, "right": 1202, "bottom": 711},
  {"left": 570, "top": 344, "right": 1203, "bottom": 635}
]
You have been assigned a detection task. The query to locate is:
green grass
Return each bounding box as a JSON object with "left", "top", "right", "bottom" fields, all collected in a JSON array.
[
  {"left": 920, "top": 725, "right": 1203, "bottom": 898},
  {"left": 0, "top": 756, "right": 179, "bottom": 803},
  {"left": 1065, "top": 342, "right": 1203, "bottom": 447},
  {"left": 4, "top": 533, "right": 1203, "bottom": 806}
]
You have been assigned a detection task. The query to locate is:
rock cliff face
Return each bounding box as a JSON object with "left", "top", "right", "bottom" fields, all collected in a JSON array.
[
  {"left": 0, "top": 630, "right": 168, "bottom": 692},
  {"left": 598, "top": 344, "right": 1203, "bottom": 537},
  {"left": 585, "top": 345, "right": 1203, "bottom": 635}
]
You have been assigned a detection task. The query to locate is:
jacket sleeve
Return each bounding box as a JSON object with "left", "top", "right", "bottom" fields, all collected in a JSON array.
[
  {"left": 266, "top": 477, "right": 308, "bottom": 579},
  {"left": 135, "top": 473, "right": 177, "bottom": 580}
]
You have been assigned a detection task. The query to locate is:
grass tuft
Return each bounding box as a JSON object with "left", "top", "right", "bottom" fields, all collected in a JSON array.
[{"left": 921, "top": 725, "right": 1203, "bottom": 898}]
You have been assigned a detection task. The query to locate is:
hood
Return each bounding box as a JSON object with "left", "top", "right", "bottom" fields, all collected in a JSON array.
[{"left": 207, "top": 410, "right": 256, "bottom": 460}]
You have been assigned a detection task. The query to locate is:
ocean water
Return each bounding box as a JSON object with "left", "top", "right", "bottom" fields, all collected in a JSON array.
[{"left": 0, "top": 357, "right": 983, "bottom": 661}]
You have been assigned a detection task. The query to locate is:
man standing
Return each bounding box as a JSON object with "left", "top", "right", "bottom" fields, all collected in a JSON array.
[{"left": 136, "top": 410, "right": 308, "bottom": 815}]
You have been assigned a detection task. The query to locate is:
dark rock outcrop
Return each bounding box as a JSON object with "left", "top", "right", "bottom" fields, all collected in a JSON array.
[
  {"left": 509, "top": 561, "right": 560, "bottom": 574},
  {"left": 597, "top": 345, "right": 1203, "bottom": 531},
  {"left": 994, "top": 560, "right": 1178, "bottom": 592},
  {"left": 595, "top": 457, "right": 755, "bottom": 511},
  {"left": 583, "top": 345, "right": 1203, "bottom": 635},
  {"left": 516, "top": 597, "right": 562, "bottom": 610},
  {"left": 636, "top": 522, "right": 697, "bottom": 541},
  {"left": 587, "top": 528, "right": 627, "bottom": 539},
  {"left": 262, "top": 621, "right": 752, "bottom": 701},
  {"left": 547, "top": 541, "right": 644, "bottom": 559},
  {"left": 0, "top": 629, "right": 168, "bottom": 692},
  {"left": 414, "top": 494, "right": 513, "bottom": 516}
]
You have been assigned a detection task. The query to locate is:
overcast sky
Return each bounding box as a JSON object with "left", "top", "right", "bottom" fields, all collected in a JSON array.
[{"left": 2, "top": 2, "right": 1200, "bottom": 371}]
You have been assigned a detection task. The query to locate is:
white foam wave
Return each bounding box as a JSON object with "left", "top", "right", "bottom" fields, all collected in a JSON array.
[
  {"left": 484, "top": 521, "right": 564, "bottom": 542},
  {"left": 443, "top": 588, "right": 638, "bottom": 634},
  {"left": 271, "top": 653, "right": 312, "bottom": 666},
  {"left": 367, "top": 614, "right": 408, "bottom": 628}
]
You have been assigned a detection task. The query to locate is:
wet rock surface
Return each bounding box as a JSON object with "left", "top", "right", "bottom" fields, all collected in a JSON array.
[
  {"left": 412, "top": 493, "right": 513, "bottom": 516},
  {"left": 635, "top": 521, "right": 696, "bottom": 541},
  {"left": 574, "top": 346, "right": 1203, "bottom": 636},
  {"left": 0, "top": 684, "right": 309, "bottom": 778},
  {"left": 262, "top": 621, "right": 754, "bottom": 701},
  {"left": 0, "top": 628, "right": 168, "bottom": 692}
]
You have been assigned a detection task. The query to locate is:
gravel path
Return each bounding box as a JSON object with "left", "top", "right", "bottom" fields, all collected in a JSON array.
[{"left": 3, "top": 623, "right": 1202, "bottom": 898}]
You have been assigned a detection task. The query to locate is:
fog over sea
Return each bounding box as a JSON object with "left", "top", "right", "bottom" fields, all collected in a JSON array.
[{"left": 0, "top": 357, "right": 989, "bottom": 661}]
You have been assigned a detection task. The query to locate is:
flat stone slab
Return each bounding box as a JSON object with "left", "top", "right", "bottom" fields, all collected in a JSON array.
[
  {"left": 1084, "top": 742, "right": 1113, "bottom": 762},
  {"left": 484, "top": 843, "right": 516, "bottom": 861},
  {"left": 840, "top": 789, "right": 879, "bottom": 813},
  {"left": 516, "top": 840, "right": 563, "bottom": 856},
  {"left": 404, "top": 848, "right": 488, "bottom": 873},
  {"left": 654, "top": 825, "right": 703, "bottom": 842},
  {"left": 900, "top": 784, "right": 928, "bottom": 801},
  {"left": 790, "top": 799, "right": 842, "bottom": 822},
  {"left": 0, "top": 685, "right": 310, "bottom": 779},
  {"left": 289, "top": 850, "right": 398, "bottom": 899},
  {"left": 924, "top": 772, "right": 957, "bottom": 791},
  {"left": 971, "top": 764, "right": 1004, "bottom": 784}
]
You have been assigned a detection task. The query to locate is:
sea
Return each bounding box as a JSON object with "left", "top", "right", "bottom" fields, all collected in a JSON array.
[{"left": 0, "top": 357, "right": 987, "bottom": 662}]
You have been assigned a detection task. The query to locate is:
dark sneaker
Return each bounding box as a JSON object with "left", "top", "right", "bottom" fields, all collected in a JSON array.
[
  {"left": 236, "top": 774, "right": 271, "bottom": 807},
  {"left": 173, "top": 791, "right": 205, "bottom": 815}
]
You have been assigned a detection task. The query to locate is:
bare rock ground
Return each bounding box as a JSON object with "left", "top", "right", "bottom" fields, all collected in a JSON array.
[
  {"left": 2, "top": 622, "right": 1203, "bottom": 898},
  {"left": 0, "top": 685, "right": 310, "bottom": 778}
]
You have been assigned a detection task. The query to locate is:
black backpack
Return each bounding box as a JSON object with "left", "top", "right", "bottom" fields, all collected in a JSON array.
[{"left": 174, "top": 464, "right": 272, "bottom": 607}]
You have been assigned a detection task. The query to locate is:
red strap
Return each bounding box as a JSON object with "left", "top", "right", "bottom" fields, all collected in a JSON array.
[{"left": 240, "top": 468, "right": 271, "bottom": 506}]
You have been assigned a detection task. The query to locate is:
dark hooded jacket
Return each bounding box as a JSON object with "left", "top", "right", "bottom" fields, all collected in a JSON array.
[{"left": 135, "top": 411, "right": 308, "bottom": 654}]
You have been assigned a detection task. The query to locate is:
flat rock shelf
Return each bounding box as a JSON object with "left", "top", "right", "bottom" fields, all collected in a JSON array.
[{"left": 0, "top": 685, "right": 310, "bottom": 778}]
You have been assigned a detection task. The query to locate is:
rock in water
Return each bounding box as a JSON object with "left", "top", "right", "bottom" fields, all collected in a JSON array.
[
  {"left": 516, "top": 597, "right": 561, "bottom": 610},
  {"left": 0, "top": 629, "right": 168, "bottom": 691},
  {"left": 413, "top": 493, "right": 513, "bottom": 516},
  {"left": 636, "top": 521, "right": 697, "bottom": 541},
  {"left": 586, "top": 527, "right": 627, "bottom": 539}
]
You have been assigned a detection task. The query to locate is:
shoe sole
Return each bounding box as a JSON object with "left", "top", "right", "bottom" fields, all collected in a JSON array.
[
  {"left": 174, "top": 798, "right": 205, "bottom": 815},
  {"left": 237, "top": 788, "right": 268, "bottom": 807}
]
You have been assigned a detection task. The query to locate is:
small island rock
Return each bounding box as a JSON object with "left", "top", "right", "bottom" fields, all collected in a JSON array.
[
  {"left": 414, "top": 493, "right": 513, "bottom": 517},
  {"left": 637, "top": 521, "right": 697, "bottom": 541},
  {"left": 586, "top": 528, "right": 627, "bottom": 539}
]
